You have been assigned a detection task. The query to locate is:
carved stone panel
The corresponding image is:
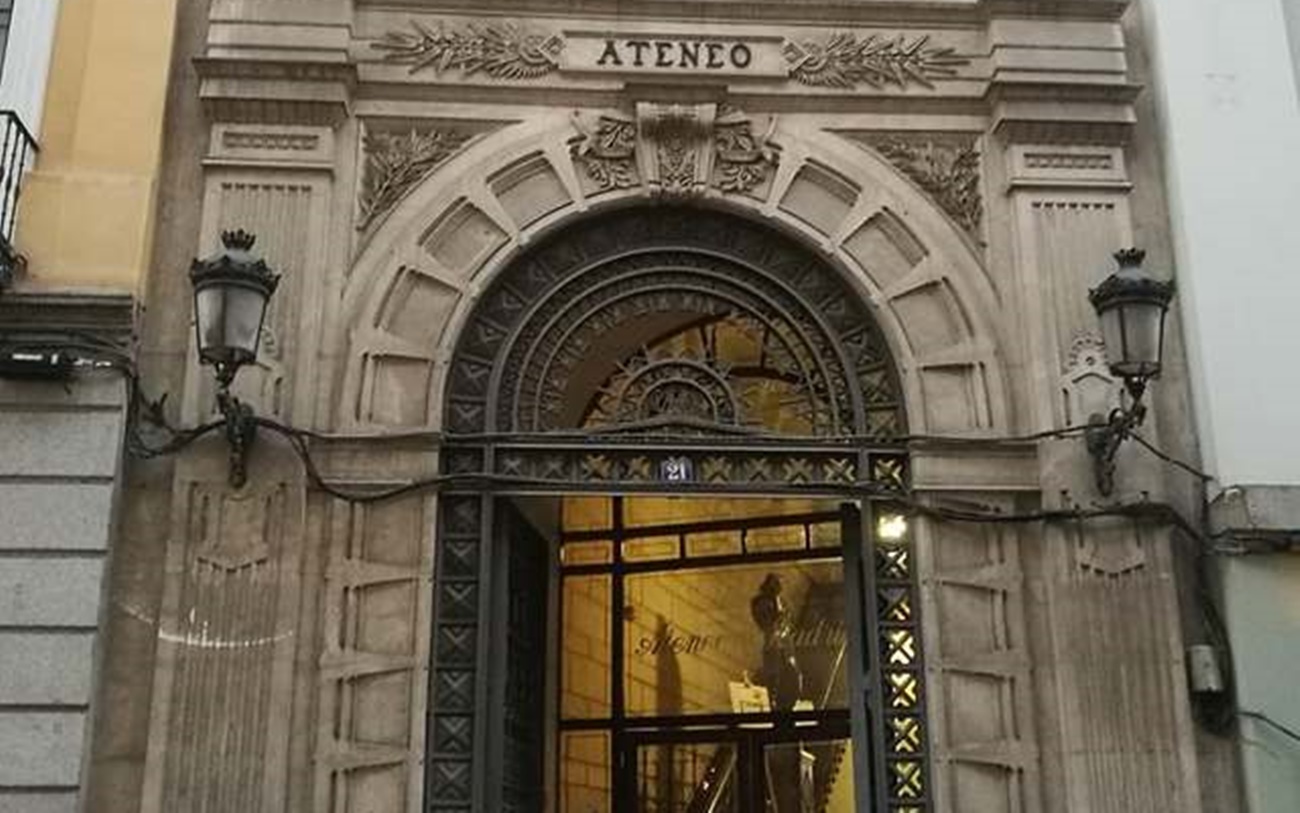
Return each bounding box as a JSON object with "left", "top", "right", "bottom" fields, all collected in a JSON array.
[
  {"left": 144, "top": 481, "right": 303, "bottom": 813},
  {"left": 359, "top": 128, "right": 473, "bottom": 232},
  {"left": 316, "top": 495, "right": 434, "bottom": 813},
  {"left": 856, "top": 134, "right": 983, "bottom": 238},
  {"left": 918, "top": 502, "right": 1040, "bottom": 812}
]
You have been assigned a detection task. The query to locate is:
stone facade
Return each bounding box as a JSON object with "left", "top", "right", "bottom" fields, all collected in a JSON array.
[{"left": 61, "top": 1, "right": 1240, "bottom": 811}]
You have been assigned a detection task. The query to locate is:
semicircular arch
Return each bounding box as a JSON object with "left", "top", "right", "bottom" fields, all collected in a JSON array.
[{"left": 337, "top": 112, "right": 1010, "bottom": 436}]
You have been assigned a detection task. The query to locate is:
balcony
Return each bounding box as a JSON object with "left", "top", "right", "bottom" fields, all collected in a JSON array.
[{"left": 0, "top": 109, "right": 37, "bottom": 287}]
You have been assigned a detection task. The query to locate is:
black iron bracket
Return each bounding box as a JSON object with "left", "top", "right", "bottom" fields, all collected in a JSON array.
[
  {"left": 1085, "top": 379, "right": 1148, "bottom": 496},
  {"left": 216, "top": 386, "right": 257, "bottom": 488}
]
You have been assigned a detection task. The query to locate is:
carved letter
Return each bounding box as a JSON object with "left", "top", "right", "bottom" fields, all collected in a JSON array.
[
  {"left": 680, "top": 41, "right": 700, "bottom": 68},
  {"left": 597, "top": 39, "right": 623, "bottom": 67},
  {"left": 655, "top": 41, "right": 674, "bottom": 67},
  {"left": 730, "top": 43, "right": 753, "bottom": 68},
  {"left": 706, "top": 42, "right": 725, "bottom": 69},
  {"left": 627, "top": 40, "right": 651, "bottom": 67}
]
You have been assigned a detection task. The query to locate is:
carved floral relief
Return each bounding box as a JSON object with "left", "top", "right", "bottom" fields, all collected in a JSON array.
[
  {"left": 570, "top": 114, "right": 639, "bottom": 190},
  {"left": 358, "top": 128, "right": 471, "bottom": 231},
  {"left": 784, "top": 33, "right": 967, "bottom": 89},
  {"left": 866, "top": 136, "right": 983, "bottom": 236},
  {"left": 714, "top": 106, "right": 778, "bottom": 194},
  {"left": 372, "top": 21, "right": 968, "bottom": 91},
  {"left": 373, "top": 20, "right": 563, "bottom": 79}
]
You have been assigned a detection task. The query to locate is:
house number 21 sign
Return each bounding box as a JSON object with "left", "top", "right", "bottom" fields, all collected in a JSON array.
[{"left": 660, "top": 456, "right": 694, "bottom": 482}]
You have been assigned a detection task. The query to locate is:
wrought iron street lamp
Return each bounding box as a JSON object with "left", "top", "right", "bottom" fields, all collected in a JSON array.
[
  {"left": 1086, "top": 248, "right": 1175, "bottom": 495},
  {"left": 190, "top": 229, "right": 280, "bottom": 487}
]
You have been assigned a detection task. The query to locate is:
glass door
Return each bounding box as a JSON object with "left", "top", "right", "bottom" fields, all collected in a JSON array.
[
  {"left": 620, "top": 724, "right": 857, "bottom": 813},
  {"left": 558, "top": 497, "right": 861, "bottom": 813}
]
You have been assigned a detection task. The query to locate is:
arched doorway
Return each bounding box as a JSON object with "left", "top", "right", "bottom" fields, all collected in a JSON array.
[{"left": 430, "top": 205, "right": 928, "bottom": 812}]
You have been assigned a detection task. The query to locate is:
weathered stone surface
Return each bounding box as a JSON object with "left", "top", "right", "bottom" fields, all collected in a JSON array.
[
  {"left": 0, "top": 712, "right": 87, "bottom": 784},
  {"left": 0, "top": 558, "right": 105, "bottom": 627},
  {"left": 0, "top": 484, "right": 115, "bottom": 551},
  {"left": 0, "top": 633, "right": 96, "bottom": 704}
]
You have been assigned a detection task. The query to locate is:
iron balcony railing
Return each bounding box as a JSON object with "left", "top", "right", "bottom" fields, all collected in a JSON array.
[{"left": 0, "top": 108, "right": 38, "bottom": 284}]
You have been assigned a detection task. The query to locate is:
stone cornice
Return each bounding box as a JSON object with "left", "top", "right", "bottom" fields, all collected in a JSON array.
[
  {"left": 353, "top": 0, "right": 1129, "bottom": 26},
  {"left": 0, "top": 290, "right": 136, "bottom": 351}
]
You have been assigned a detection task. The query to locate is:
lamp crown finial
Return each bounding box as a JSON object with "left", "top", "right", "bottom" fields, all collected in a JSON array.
[
  {"left": 221, "top": 229, "right": 257, "bottom": 252},
  {"left": 1114, "top": 247, "right": 1146, "bottom": 267}
]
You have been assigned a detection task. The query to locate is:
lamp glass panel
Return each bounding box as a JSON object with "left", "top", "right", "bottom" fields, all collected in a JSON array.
[
  {"left": 1124, "top": 301, "right": 1164, "bottom": 371},
  {"left": 223, "top": 285, "right": 269, "bottom": 356},
  {"left": 1098, "top": 306, "right": 1126, "bottom": 371},
  {"left": 194, "top": 286, "right": 227, "bottom": 354}
]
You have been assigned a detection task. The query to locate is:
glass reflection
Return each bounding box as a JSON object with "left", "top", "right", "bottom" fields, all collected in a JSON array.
[{"left": 622, "top": 560, "right": 847, "bottom": 717}]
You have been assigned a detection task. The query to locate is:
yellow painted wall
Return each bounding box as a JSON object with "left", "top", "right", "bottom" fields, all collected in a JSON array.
[{"left": 15, "top": 0, "right": 178, "bottom": 290}]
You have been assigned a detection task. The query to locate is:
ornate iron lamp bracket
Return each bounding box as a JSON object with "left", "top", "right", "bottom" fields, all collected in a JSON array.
[
  {"left": 1085, "top": 379, "right": 1147, "bottom": 496},
  {"left": 216, "top": 385, "right": 257, "bottom": 488}
]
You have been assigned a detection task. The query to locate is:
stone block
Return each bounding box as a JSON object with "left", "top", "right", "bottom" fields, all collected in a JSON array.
[
  {"left": 0, "top": 712, "right": 86, "bottom": 785},
  {"left": 0, "top": 792, "right": 79, "bottom": 813},
  {"left": 0, "top": 632, "right": 96, "bottom": 705},
  {"left": 0, "top": 558, "right": 105, "bottom": 627},
  {"left": 0, "top": 411, "right": 123, "bottom": 478},
  {"left": 0, "top": 484, "right": 115, "bottom": 551},
  {"left": 0, "top": 374, "right": 125, "bottom": 408}
]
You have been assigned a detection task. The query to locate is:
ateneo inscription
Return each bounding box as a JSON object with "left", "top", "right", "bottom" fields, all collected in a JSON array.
[
  {"left": 595, "top": 38, "right": 753, "bottom": 70},
  {"left": 565, "top": 31, "right": 787, "bottom": 78}
]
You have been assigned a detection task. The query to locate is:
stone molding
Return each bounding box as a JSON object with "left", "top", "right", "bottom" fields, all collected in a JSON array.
[
  {"left": 372, "top": 20, "right": 970, "bottom": 90},
  {"left": 0, "top": 291, "right": 136, "bottom": 349}
]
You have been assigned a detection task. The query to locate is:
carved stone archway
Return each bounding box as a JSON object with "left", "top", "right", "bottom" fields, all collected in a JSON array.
[
  {"left": 431, "top": 202, "right": 926, "bottom": 813},
  {"left": 321, "top": 111, "right": 1024, "bottom": 813},
  {"left": 337, "top": 111, "right": 1010, "bottom": 438}
]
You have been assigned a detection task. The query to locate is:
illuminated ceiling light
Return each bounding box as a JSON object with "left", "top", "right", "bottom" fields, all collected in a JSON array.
[{"left": 877, "top": 513, "right": 909, "bottom": 542}]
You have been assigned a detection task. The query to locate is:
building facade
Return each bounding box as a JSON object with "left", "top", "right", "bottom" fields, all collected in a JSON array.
[{"left": 1, "top": 0, "right": 1296, "bottom": 812}]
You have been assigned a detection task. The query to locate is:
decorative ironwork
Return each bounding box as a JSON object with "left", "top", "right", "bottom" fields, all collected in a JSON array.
[
  {"left": 433, "top": 207, "right": 919, "bottom": 810},
  {"left": 0, "top": 110, "right": 37, "bottom": 285},
  {"left": 446, "top": 207, "right": 906, "bottom": 442},
  {"left": 872, "top": 506, "right": 930, "bottom": 809},
  {"left": 784, "top": 33, "right": 967, "bottom": 90},
  {"left": 471, "top": 443, "right": 908, "bottom": 494},
  {"left": 374, "top": 20, "right": 563, "bottom": 80},
  {"left": 358, "top": 127, "right": 471, "bottom": 231},
  {"left": 427, "top": 494, "right": 484, "bottom": 809},
  {"left": 869, "top": 136, "right": 982, "bottom": 235}
]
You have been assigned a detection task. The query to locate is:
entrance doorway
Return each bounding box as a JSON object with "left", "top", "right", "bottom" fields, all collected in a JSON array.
[
  {"left": 432, "top": 206, "right": 929, "bottom": 812},
  {"left": 555, "top": 497, "right": 861, "bottom": 813}
]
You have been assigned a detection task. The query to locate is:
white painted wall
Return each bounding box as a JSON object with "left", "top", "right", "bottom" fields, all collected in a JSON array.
[
  {"left": 1142, "top": 0, "right": 1300, "bottom": 488},
  {"left": 1141, "top": 4, "right": 1300, "bottom": 812},
  {"left": 0, "top": 0, "right": 62, "bottom": 135}
]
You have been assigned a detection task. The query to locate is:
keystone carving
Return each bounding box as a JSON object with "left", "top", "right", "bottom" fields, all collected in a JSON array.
[
  {"left": 636, "top": 102, "right": 717, "bottom": 197},
  {"left": 572, "top": 104, "right": 777, "bottom": 197},
  {"left": 869, "top": 136, "right": 982, "bottom": 235},
  {"left": 374, "top": 20, "right": 563, "bottom": 80},
  {"left": 784, "top": 33, "right": 967, "bottom": 89},
  {"left": 358, "top": 128, "right": 472, "bottom": 231}
]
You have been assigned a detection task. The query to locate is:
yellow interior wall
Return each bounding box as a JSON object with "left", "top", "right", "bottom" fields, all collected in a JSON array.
[{"left": 15, "top": 0, "right": 178, "bottom": 290}]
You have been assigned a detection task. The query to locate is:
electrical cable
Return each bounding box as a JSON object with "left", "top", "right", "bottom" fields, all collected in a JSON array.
[
  {"left": 1130, "top": 430, "right": 1214, "bottom": 484},
  {"left": 0, "top": 332, "right": 1220, "bottom": 522},
  {"left": 1238, "top": 710, "right": 1300, "bottom": 746}
]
